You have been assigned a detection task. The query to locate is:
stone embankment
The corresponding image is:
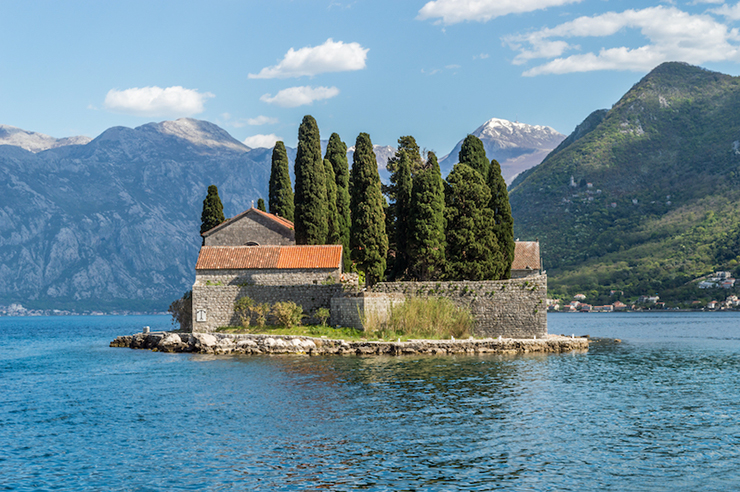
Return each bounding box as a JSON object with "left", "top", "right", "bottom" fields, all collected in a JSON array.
[{"left": 110, "top": 331, "right": 588, "bottom": 356}]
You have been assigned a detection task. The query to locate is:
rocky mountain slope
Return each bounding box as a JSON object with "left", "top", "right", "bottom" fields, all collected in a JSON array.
[
  {"left": 509, "top": 62, "right": 740, "bottom": 303},
  {"left": 0, "top": 118, "right": 403, "bottom": 312},
  {"left": 0, "top": 118, "right": 270, "bottom": 311},
  {"left": 439, "top": 118, "right": 565, "bottom": 183},
  {"left": 0, "top": 125, "right": 92, "bottom": 152}
]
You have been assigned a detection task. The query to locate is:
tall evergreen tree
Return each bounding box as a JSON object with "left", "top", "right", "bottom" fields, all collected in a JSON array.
[
  {"left": 257, "top": 198, "right": 266, "bottom": 212},
  {"left": 444, "top": 164, "right": 501, "bottom": 280},
  {"left": 268, "top": 141, "right": 294, "bottom": 222},
  {"left": 350, "top": 132, "right": 388, "bottom": 286},
  {"left": 458, "top": 135, "right": 490, "bottom": 181},
  {"left": 389, "top": 150, "right": 413, "bottom": 278},
  {"left": 323, "top": 158, "right": 341, "bottom": 245},
  {"left": 488, "top": 158, "right": 515, "bottom": 279},
  {"left": 325, "top": 133, "right": 352, "bottom": 270},
  {"left": 294, "top": 115, "right": 328, "bottom": 244},
  {"left": 408, "top": 152, "right": 446, "bottom": 281},
  {"left": 386, "top": 136, "right": 424, "bottom": 175},
  {"left": 384, "top": 136, "right": 423, "bottom": 279},
  {"left": 200, "top": 184, "right": 225, "bottom": 235}
]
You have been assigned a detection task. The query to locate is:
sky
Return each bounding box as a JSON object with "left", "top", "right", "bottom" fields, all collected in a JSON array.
[{"left": 4, "top": 0, "right": 740, "bottom": 155}]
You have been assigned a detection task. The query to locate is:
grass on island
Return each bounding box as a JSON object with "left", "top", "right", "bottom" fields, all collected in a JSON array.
[
  {"left": 216, "top": 324, "right": 371, "bottom": 341},
  {"left": 216, "top": 297, "right": 473, "bottom": 342}
]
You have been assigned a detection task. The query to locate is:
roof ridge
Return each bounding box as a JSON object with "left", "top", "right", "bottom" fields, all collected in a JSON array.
[{"left": 201, "top": 207, "right": 294, "bottom": 237}]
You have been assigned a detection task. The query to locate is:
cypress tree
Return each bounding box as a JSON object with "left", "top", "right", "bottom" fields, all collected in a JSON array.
[
  {"left": 350, "top": 132, "right": 388, "bottom": 286},
  {"left": 488, "top": 159, "right": 515, "bottom": 279},
  {"left": 323, "top": 158, "right": 341, "bottom": 245},
  {"left": 257, "top": 198, "right": 266, "bottom": 212},
  {"left": 200, "top": 184, "right": 225, "bottom": 235},
  {"left": 294, "top": 115, "right": 328, "bottom": 244},
  {"left": 325, "top": 133, "right": 351, "bottom": 270},
  {"left": 408, "top": 152, "right": 446, "bottom": 281},
  {"left": 268, "top": 141, "right": 294, "bottom": 222},
  {"left": 384, "top": 136, "right": 423, "bottom": 279},
  {"left": 458, "top": 135, "right": 490, "bottom": 181},
  {"left": 444, "top": 164, "right": 501, "bottom": 280},
  {"left": 391, "top": 150, "right": 413, "bottom": 278}
]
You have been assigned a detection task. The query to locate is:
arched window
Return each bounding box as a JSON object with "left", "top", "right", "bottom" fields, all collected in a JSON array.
[{"left": 245, "top": 241, "right": 260, "bottom": 246}]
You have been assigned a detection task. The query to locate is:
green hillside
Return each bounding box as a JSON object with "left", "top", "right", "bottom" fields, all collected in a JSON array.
[{"left": 509, "top": 62, "right": 740, "bottom": 305}]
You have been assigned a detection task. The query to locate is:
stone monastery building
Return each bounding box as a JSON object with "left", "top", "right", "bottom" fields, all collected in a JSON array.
[{"left": 191, "top": 207, "right": 547, "bottom": 338}]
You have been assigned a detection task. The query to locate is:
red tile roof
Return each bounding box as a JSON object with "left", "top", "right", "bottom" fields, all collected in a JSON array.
[
  {"left": 196, "top": 245, "right": 342, "bottom": 270},
  {"left": 511, "top": 241, "right": 541, "bottom": 271},
  {"left": 201, "top": 207, "right": 294, "bottom": 237}
]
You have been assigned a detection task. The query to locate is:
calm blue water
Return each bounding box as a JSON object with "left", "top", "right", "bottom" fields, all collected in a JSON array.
[{"left": 2, "top": 313, "right": 740, "bottom": 491}]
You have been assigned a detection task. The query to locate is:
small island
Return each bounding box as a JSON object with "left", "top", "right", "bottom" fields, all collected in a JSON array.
[{"left": 112, "top": 120, "right": 585, "bottom": 355}]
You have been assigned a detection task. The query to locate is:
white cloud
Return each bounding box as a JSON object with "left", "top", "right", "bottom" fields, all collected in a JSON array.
[
  {"left": 249, "top": 38, "right": 368, "bottom": 79},
  {"left": 474, "top": 53, "right": 490, "bottom": 59},
  {"left": 103, "top": 86, "right": 213, "bottom": 116},
  {"left": 711, "top": 2, "right": 740, "bottom": 20},
  {"left": 247, "top": 115, "right": 279, "bottom": 126},
  {"left": 418, "top": 0, "right": 582, "bottom": 24},
  {"left": 243, "top": 134, "right": 282, "bottom": 149},
  {"left": 260, "top": 86, "right": 340, "bottom": 107},
  {"left": 446, "top": 64, "right": 461, "bottom": 69},
  {"left": 503, "top": 6, "right": 740, "bottom": 76}
]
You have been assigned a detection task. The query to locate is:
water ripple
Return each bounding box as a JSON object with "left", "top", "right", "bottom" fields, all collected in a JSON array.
[{"left": 2, "top": 314, "right": 740, "bottom": 490}]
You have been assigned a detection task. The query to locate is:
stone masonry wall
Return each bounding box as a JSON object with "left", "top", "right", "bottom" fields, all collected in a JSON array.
[
  {"left": 330, "top": 294, "right": 404, "bottom": 330},
  {"left": 195, "top": 268, "right": 340, "bottom": 287},
  {"left": 367, "top": 275, "right": 548, "bottom": 338},
  {"left": 205, "top": 213, "right": 294, "bottom": 246},
  {"left": 192, "top": 284, "right": 345, "bottom": 332}
]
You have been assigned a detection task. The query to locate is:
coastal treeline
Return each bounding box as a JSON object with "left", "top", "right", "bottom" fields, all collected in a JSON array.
[{"left": 199, "top": 115, "right": 514, "bottom": 286}]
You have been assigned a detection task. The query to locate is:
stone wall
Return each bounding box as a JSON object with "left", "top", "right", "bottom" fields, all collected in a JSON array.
[
  {"left": 330, "top": 293, "right": 404, "bottom": 330},
  {"left": 366, "top": 275, "right": 547, "bottom": 338},
  {"left": 195, "top": 268, "right": 341, "bottom": 287},
  {"left": 192, "top": 283, "right": 346, "bottom": 332},
  {"left": 205, "top": 212, "right": 294, "bottom": 246}
]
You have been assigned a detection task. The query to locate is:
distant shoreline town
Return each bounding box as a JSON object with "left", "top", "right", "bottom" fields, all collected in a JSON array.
[{"left": 0, "top": 304, "right": 167, "bottom": 317}]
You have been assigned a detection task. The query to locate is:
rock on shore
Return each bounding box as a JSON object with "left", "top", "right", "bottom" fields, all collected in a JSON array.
[{"left": 110, "top": 332, "right": 588, "bottom": 356}]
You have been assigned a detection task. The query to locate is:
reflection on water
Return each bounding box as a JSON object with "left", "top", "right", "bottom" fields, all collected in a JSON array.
[{"left": 2, "top": 313, "right": 740, "bottom": 490}]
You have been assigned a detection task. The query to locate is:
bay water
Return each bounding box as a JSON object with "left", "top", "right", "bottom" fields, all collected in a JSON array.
[{"left": 2, "top": 312, "right": 740, "bottom": 491}]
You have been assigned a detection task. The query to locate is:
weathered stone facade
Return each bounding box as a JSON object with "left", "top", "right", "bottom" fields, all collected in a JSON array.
[
  {"left": 203, "top": 208, "right": 295, "bottom": 246},
  {"left": 343, "top": 275, "right": 548, "bottom": 338},
  {"left": 192, "top": 283, "right": 346, "bottom": 332}
]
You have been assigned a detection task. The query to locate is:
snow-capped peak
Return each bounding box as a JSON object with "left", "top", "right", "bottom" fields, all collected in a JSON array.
[{"left": 474, "top": 118, "right": 561, "bottom": 146}]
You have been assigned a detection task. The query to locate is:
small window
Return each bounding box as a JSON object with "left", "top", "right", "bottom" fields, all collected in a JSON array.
[{"left": 245, "top": 241, "right": 260, "bottom": 246}]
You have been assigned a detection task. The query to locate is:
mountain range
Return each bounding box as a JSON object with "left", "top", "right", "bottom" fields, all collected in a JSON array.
[
  {"left": 439, "top": 118, "right": 565, "bottom": 183},
  {"left": 509, "top": 62, "right": 740, "bottom": 304},
  {"left": 0, "top": 116, "right": 557, "bottom": 311}
]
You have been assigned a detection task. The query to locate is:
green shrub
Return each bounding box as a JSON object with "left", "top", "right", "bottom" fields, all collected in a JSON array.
[
  {"left": 314, "top": 307, "right": 331, "bottom": 326},
  {"left": 272, "top": 301, "right": 303, "bottom": 328},
  {"left": 234, "top": 296, "right": 254, "bottom": 328},
  {"left": 168, "top": 290, "right": 192, "bottom": 331},
  {"left": 252, "top": 302, "right": 270, "bottom": 328}
]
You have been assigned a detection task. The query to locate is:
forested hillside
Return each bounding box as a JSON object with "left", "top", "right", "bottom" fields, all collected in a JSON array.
[{"left": 510, "top": 62, "right": 740, "bottom": 303}]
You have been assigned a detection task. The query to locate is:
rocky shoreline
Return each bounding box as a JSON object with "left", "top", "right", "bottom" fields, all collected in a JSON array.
[{"left": 110, "top": 331, "right": 589, "bottom": 356}]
